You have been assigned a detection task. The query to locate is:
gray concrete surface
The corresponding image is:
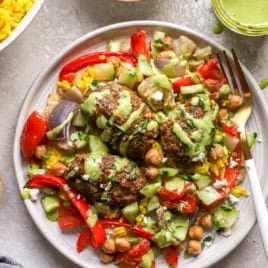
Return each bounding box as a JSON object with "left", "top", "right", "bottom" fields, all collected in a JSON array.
[{"left": 0, "top": 0, "right": 267, "bottom": 267}]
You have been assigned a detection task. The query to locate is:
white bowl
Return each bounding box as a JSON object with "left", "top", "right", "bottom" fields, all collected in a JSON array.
[{"left": 0, "top": 0, "right": 44, "bottom": 52}]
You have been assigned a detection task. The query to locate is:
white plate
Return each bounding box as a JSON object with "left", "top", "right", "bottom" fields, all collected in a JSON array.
[
  {"left": 0, "top": 0, "right": 44, "bottom": 52},
  {"left": 13, "top": 21, "right": 268, "bottom": 268}
]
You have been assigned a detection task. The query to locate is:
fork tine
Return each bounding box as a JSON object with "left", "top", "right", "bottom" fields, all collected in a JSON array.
[
  {"left": 222, "top": 51, "right": 240, "bottom": 95},
  {"left": 216, "top": 52, "right": 228, "bottom": 80},
  {"left": 231, "top": 49, "right": 251, "bottom": 97}
]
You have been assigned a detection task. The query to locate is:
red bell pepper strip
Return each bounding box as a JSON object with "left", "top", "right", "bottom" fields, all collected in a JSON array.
[
  {"left": 172, "top": 76, "right": 194, "bottom": 93},
  {"left": 76, "top": 227, "right": 91, "bottom": 253},
  {"left": 20, "top": 111, "right": 48, "bottom": 162},
  {"left": 60, "top": 72, "right": 77, "bottom": 83},
  {"left": 99, "top": 219, "right": 154, "bottom": 240},
  {"left": 27, "top": 174, "right": 106, "bottom": 248},
  {"left": 197, "top": 59, "right": 226, "bottom": 82},
  {"left": 165, "top": 246, "right": 178, "bottom": 268},
  {"left": 131, "top": 30, "right": 151, "bottom": 60},
  {"left": 178, "top": 194, "right": 197, "bottom": 214},
  {"left": 59, "top": 51, "right": 137, "bottom": 81},
  {"left": 58, "top": 199, "right": 85, "bottom": 229},
  {"left": 158, "top": 183, "right": 193, "bottom": 209},
  {"left": 222, "top": 123, "right": 240, "bottom": 138}
]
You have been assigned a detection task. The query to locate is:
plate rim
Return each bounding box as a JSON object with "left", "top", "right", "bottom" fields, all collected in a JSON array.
[{"left": 13, "top": 20, "right": 268, "bottom": 268}]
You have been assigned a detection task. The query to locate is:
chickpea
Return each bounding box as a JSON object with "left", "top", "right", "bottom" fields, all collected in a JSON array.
[
  {"left": 188, "top": 225, "right": 204, "bottom": 241},
  {"left": 218, "top": 108, "right": 228, "bottom": 121},
  {"left": 102, "top": 238, "right": 116, "bottom": 254},
  {"left": 145, "top": 148, "right": 163, "bottom": 167},
  {"left": 187, "top": 240, "right": 202, "bottom": 255},
  {"left": 199, "top": 214, "right": 213, "bottom": 229},
  {"left": 156, "top": 50, "right": 173, "bottom": 59},
  {"left": 145, "top": 166, "right": 159, "bottom": 180},
  {"left": 115, "top": 237, "right": 131, "bottom": 252},
  {"left": 228, "top": 94, "right": 242, "bottom": 111},
  {"left": 204, "top": 79, "right": 217, "bottom": 92},
  {"left": 177, "top": 242, "right": 185, "bottom": 252},
  {"left": 162, "top": 36, "right": 174, "bottom": 49},
  {"left": 34, "top": 145, "right": 47, "bottom": 159},
  {"left": 210, "top": 144, "right": 224, "bottom": 160},
  {"left": 99, "top": 252, "right": 114, "bottom": 263},
  {"left": 49, "top": 162, "right": 67, "bottom": 177}
]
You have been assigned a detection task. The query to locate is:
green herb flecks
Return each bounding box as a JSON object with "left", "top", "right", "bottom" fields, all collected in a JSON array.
[
  {"left": 201, "top": 236, "right": 214, "bottom": 249},
  {"left": 213, "top": 21, "right": 224, "bottom": 35},
  {"left": 259, "top": 77, "right": 268, "bottom": 89},
  {"left": 134, "top": 119, "right": 149, "bottom": 135},
  {"left": 221, "top": 204, "right": 234, "bottom": 212},
  {"left": 129, "top": 163, "right": 137, "bottom": 180}
]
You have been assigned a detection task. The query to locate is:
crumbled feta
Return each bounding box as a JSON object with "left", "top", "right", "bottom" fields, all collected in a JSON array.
[
  {"left": 222, "top": 229, "right": 231, "bottom": 237},
  {"left": 162, "top": 157, "right": 168, "bottom": 163},
  {"left": 229, "top": 158, "right": 238, "bottom": 168},
  {"left": 151, "top": 91, "right": 163, "bottom": 101},
  {"left": 82, "top": 174, "right": 89, "bottom": 181},
  {"left": 228, "top": 193, "right": 239, "bottom": 205},
  {"left": 77, "top": 194, "right": 81, "bottom": 200},
  {"left": 192, "top": 152, "right": 206, "bottom": 162},
  {"left": 204, "top": 240, "right": 213, "bottom": 248},
  {"left": 143, "top": 216, "right": 148, "bottom": 224},
  {"left": 213, "top": 179, "right": 228, "bottom": 190},
  {"left": 29, "top": 189, "right": 40, "bottom": 201}
]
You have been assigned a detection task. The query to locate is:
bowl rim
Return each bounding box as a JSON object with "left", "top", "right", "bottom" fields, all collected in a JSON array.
[{"left": 0, "top": 0, "right": 44, "bottom": 52}]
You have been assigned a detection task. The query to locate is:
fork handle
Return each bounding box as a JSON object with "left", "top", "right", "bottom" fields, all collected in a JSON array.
[{"left": 246, "top": 158, "right": 268, "bottom": 258}]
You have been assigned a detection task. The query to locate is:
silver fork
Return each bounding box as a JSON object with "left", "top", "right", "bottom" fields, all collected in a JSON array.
[{"left": 217, "top": 49, "right": 268, "bottom": 257}]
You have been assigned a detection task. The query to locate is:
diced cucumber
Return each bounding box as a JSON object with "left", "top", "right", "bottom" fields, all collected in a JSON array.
[
  {"left": 72, "top": 110, "right": 88, "bottom": 127},
  {"left": 21, "top": 188, "right": 31, "bottom": 200},
  {"left": 94, "top": 63, "right": 115, "bottom": 81},
  {"left": 180, "top": 84, "right": 204, "bottom": 95},
  {"left": 165, "top": 176, "right": 185, "bottom": 192},
  {"left": 141, "top": 249, "right": 154, "bottom": 268},
  {"left": 161, "top": 57, "right": 180, "bottom": 78},
  {"left": 147, "top": 196, "right": 160, "bottom": 212},
  {"left": 212, "top": 205, "right": 240, "bottom": 231},
  {"left": 197, "top": 186, "right": 222, "bottom": 206},
  {"left": 89, "top": 135, "right": 109, "bottom": 153},
  {"left": 223, "top": 133, "right": 239, "bottom": 153},
  {"left": 106, "top": 40, "right": 121, "bottom": 52},
  {"left": 158, "top": 167, "right": 179, "bottom": 176},
  {"left": 122, "top": 202, "right": 139, "bottom": 224},
  {"left": 153, "top": 229, "right": 174, "bottom": 248},
  {"left": 41, "top": 195, "right": 59, "bottom": 214},
  {"left": 118, "top": 68, "right": 137, "bottom": 89},
  {"left": 140, "top": 182, "right": 161, "bottom": 197},
  {"left": 151, "top": 75, "right": 172, "bottom": 90},
  {"left": 169, "top": 214, "right": 189, "bottom": 242},
  {"left": 138, "top": 55, "right": 154, "bottom": 76},
  {"left": 70, "top": 131, "right": 89, "bottom": 149},
  {"left": 192, "top": 173, "right": 212, "bottom": 189}
]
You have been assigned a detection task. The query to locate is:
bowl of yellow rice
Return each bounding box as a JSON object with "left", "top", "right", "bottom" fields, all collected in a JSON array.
[{"left": 0, "top": 0, "right": 44, "bottom": 51}]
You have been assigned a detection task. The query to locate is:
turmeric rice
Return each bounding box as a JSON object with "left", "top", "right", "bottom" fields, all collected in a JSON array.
[{"left": 0, "top": 0, "right": 35, "bottom": 41}]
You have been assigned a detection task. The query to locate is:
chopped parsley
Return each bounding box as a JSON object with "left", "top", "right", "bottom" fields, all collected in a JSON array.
[
  {"left": 201, "top": 236, "right": 214, "bottom": 248},
  {"left": 134, "top": 119, "right": 149, "bottom": 135},
  {"left": 221, "top": 204, "right": 234, "bottom": 212},
  {"left": 129, "top": 163, "right": 137, "bottom": 180}
]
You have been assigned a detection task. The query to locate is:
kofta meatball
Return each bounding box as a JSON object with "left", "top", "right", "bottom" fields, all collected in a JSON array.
[
  {"left": 81, "top": 81, "right": 158, "bottom": 160},
  {"left": 67, "top": 153, "right": 146, "bottom": 208}
]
